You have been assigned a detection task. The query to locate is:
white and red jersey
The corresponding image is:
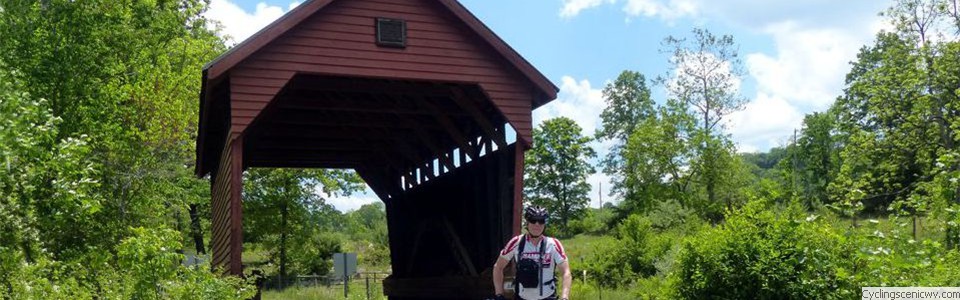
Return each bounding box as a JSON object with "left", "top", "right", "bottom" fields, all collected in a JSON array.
[{"left": 499, "top": 234, "right": 568, "bottom": 300}]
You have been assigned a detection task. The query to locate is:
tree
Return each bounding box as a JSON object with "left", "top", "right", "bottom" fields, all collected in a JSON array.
[
  {"left": 0, "top": 0, "right": 227, "bottom": 259},
  {"left": 244, "top": 168, "right": 362, "bottom": 284},
  {"left": 525, "top": 117, "right": 596, "bottom": 235},
  {"left": 829, "top": 0, "right": 960, "bottom": 240},
  {"left": 778, "top": 111, "right": 840, "bottom": 209},
  {"left": 596, "top": 71, "right": 657, "bottom": 198},
  {"left": 618, "top": 98, "right": 695, "bottom": 218},
  {"left": 0, "top": 1, "right": 257, "bottom": 297},
  {"left": 342, "top": 202, "right": 390, "bottom": 267},
  {"left": 659, "top": 28, "right": 748, "bottom": 218}
]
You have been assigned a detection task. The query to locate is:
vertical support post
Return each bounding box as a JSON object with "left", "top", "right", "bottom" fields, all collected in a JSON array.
[
  {"left": 343, "top": 256, "right": 349, "bottom": 299},
  {"left": 210, "top": 134, "right": 245, "bottom": 276},
  {"left": 513, "top": 139, "right": 525, "bottom": 236},
  {"left": 229, "top": 134, "right": 244, "bottom": 275}
]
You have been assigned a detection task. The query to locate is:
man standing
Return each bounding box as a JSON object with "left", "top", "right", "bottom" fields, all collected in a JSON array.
[{"left": 492, "top": 206, "right": 572, "bottom": 300}]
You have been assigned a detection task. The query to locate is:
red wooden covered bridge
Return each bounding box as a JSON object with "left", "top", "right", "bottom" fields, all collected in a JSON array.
[{"left": 194, "top": 0, "right": 556, "bottom": 298}]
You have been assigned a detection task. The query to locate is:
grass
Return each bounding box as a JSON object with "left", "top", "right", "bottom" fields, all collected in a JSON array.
[
  {"left": 257, "top": 233, "right": 624, "bottom": 299},
  {"left": 562, "top": 233, "right": 617, "bottom": 262},
  {"left": 261, "top": 282, "right": 387, "bottom": 300},
  {"left": 260, "top": 279, "right": 639, "bottom": 300}
]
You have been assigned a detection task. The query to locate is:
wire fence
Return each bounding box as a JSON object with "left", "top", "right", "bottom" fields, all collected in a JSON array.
[{"left": 257, "top": 271, "right": 391, "bottom": 300}]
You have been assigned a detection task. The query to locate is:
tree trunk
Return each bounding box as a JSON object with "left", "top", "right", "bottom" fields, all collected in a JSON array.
[
  {"left": 189, "top": 204, "right": 205, "bottom": 254},
  {"left": 913, "top": 216, "right": 918, "bottom": 240},
  {"left": 280, "top": 200, "right": 288, "bottom": 288}
]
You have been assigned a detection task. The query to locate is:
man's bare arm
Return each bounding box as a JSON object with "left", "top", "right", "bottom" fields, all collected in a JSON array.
[
  {"left": 493, "top": 256, "right": 509, "bottom": 295},
  {"left": 558, "top": 260, "right": 572, "bottom": 299}
]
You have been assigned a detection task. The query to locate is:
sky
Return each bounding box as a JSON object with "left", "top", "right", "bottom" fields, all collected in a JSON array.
[{"left": 203, "top": 0, "right": 894, "bottom": 212}]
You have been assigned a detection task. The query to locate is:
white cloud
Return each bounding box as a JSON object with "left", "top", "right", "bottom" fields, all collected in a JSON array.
[
  {"left": 745, "top": 21, "right": 875, "bottom": 111},
  {"left": 560, "top": 0, "right": 614, "bottom": 18},
  {"left": 555, "top": 0, "right": 888, "bottom": 153},
  {"left": 533, "top": 76, "right": 606, "bottom": 135},
  {"left": 325, "top": 187, "right": 381, "bottom": 213},
  {"left": 559, "top": 0, "right": 699, "bottom": 21},
  {"left": 204, "top": 0, "right": 302, "bottom": 44},
  {"left": 728, "top": 7, "right": 886, "bottom": 151},
  {"left": 532, "top": 76, "right": 621, "bottom": 206},
  {"left": 726, "top": 92, "right": 804, "bottom": 152},
  {"left": 622, "top": 0, "right": 698, "bottom": 21}
]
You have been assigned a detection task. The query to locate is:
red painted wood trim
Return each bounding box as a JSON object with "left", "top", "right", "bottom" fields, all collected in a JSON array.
[
  {"left": 229, "top": 135, "right": 244, "bottom": 275},
  {"left": 513, "top": 143, "right": 524, "bottom": 236}
]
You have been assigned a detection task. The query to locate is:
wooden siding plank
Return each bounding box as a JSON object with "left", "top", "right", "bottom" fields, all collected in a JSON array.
[
  {"left": 230, "top": 76, "right": 288, "bottom": 88},
  {"left": 302, "top": 16, "right": 466, "bottom": 35},
  {"left": 239, "top": 60, "right": 519, "bottom": 86},
  {"left": 324, "top": 6, "right": 455, "bottom": 26},
  {"left": 275, "top": 36, "right": 501, "bottom": 61},
  {"left": 251, "top": 52, "right": 509, "bottom": 77},
  {"left": 264, "top": 44, "right": 503, "bottom": 69}
]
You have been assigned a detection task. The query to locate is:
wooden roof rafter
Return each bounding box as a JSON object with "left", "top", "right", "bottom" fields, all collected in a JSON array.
[{"left": 450, "top": 86, "right": 507, "bottom": 148}]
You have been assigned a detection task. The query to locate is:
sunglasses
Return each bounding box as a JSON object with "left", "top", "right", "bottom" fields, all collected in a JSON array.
[{"left": 526, "top": 218, "right": 546, "bottom": 224}]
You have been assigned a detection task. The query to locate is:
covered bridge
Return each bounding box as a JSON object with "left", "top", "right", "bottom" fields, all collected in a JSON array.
[{"left": 194, "top": 0, "right": 557, "bottom": 298}]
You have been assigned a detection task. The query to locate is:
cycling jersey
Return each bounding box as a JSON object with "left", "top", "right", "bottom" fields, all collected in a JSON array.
[{"left": 499, "top": 234, "right": 568, "bottom": 300}]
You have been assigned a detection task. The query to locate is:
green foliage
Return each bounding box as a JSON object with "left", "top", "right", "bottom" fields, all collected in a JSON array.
[
  {"left": 618, "top": 99, "right": 694, "bottom": 218},
  {"left": 115, "top": 227, "right": 256, "bottom": 299},
  {"left": 606, "top": 28, "right": 749, "bottom": 224},
  {"left": 341, "top": 203, "right": 390, "bottom": 268},
  {"left": 525, "top": 117, "right": 597, "bottom": 235},
  {"left": 660, "top": 28, "right": 747, "bottom": 136},
  {"left": 854, "top": 216, "right": 960, "bottom": 287},
  {"left": 778, "top": 112, "right": 840, "bottom": 209},
  {"left": 287, "top": 231, "right": 342, "bottom": 276},
  {"left": 659, "top": 28, "right": 749, "bottom": 222},
  {"left": 566, "top": 208, "right": 614, "bottom": 236},
  {"left": 741, "top": 147, "right": 789, "bottom": 171},
  {"left": 674, "top": 201, "right": 861, "bottom": 299},
  {"left": 0, "top": 227, "right": 254, "bottom": 300},
  {"left": 0, "top": 1, "right": 267, "bottom": 298},
  {"left": 577, "top": 213, "right": 690, "bottom": 288},
  {"left": 244, "top": 168, "right": 363, "bottom": 280},
  {"left": 0, "top": 0, "right": 226, "bottom": 260},
  {"left": 686, "top": 136, "right": 753, "bottom": 221},
  {"left": 118, "top": 227, "right": 183, "bottom": 298},
  {"left": 596, "top": 70, "right": 657, "bottom": 197}
]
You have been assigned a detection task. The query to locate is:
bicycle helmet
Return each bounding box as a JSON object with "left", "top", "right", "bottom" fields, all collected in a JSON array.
[{"left": 524, "top": 205, "right": 549, "bottom": 222}]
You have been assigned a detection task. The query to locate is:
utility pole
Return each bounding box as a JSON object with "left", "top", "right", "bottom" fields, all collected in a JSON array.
[
  {"left": 793, "top": 128, "right": 798, "bottom": 200},
  {"left": 598, "top": 181, "right": 603, "bottom": 211}
]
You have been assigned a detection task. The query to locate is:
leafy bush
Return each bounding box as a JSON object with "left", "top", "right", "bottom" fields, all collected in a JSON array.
[
  {"left": 288, "top": 231, "right": 341, "bottom": 276},
  {"left": 0, "top": 227, "right": 254, "bottom": 300},
  {"left": 567, "top": 208, "right": 615, "bottom": 236},
  {"left": 674, "top": 201, "right": 860, "bottom": 299},
  {"left": 854, "top": 215, "right": 960, "bottom": 287},
  {"left": 580, "top": 214, "right": 678, "bottom": 287}
]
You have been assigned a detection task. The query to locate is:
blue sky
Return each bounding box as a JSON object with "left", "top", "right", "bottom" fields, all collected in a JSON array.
[{"left": 204, "top": 0, "right": 893, "bottom": 211}]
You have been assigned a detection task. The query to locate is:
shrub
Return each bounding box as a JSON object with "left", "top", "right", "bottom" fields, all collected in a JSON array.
[
  {"left": 674, "top": 201, "right": 860, "bottom": 299},
  {"left": 854, "top": 215, "right": 960, "bottom": 287},
  {"left": 289, "top": 231, "right": 341, "bottom": 276},
  {"left": 0, "top": 227, "right": 254, "bottom": 300},
  {"left": 581, "top": 214, "right": 676, "bottom": 287}
]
